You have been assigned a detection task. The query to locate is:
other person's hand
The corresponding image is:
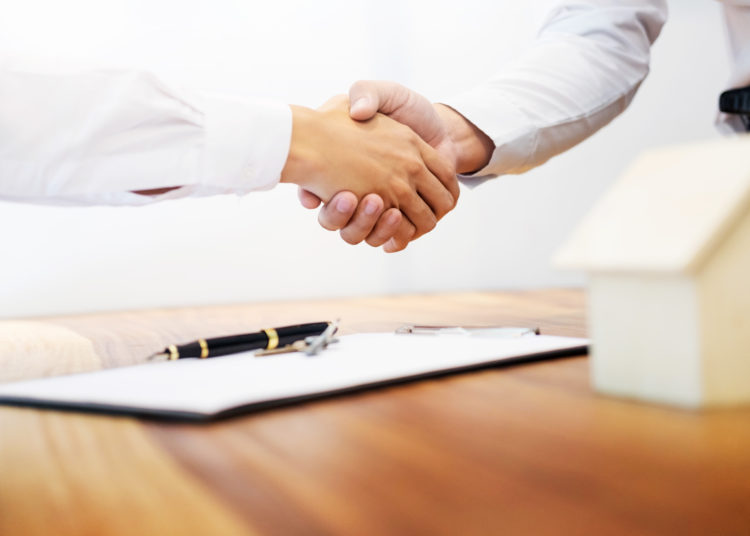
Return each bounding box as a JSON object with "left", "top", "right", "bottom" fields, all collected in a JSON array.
[
  {"left": 282, "top": 95, "right": 458, "bottom": 244},
  {"left": 301, "top": 81, "right": 491, "bottom": 252}
]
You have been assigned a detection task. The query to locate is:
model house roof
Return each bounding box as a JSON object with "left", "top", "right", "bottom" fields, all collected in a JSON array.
[{"left": 555, "top": 137, "right": 750, "bottom": 274}]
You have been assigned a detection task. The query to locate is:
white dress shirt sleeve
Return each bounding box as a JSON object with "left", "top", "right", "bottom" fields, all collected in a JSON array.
[
  {"left": 445, "top": 0, "right": 668, "bottom": 178},
  {"left": 0, "top": 60, "right": 292, "bottom": 205}
]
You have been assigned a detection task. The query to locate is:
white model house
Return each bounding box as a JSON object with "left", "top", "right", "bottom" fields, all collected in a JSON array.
[{"left": 556, "top": 137, "right": 750, "bottom": 408}]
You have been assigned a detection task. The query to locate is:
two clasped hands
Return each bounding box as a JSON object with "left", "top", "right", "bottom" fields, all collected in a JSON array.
[{"left": 279, "top": 81, "right": 494, "bottom": 253}]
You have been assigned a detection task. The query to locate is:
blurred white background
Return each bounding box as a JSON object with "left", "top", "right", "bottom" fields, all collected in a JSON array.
[{"left": 0, "top": 0, "right": 729, "bottom": 317}]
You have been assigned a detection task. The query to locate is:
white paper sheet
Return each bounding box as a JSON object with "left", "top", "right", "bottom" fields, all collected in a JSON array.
[{"left": 0, "top": 333, "right": 588, "bottom": 419}]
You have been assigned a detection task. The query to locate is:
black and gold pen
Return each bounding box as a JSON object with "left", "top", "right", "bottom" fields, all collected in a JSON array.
[{"left": 148, "top": 322, "right": 331, "bottom": 361}]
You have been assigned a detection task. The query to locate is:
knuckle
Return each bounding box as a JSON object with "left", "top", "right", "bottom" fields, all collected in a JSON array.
[
  {"left": 391, "top": 180, "right": 411, "bottom": 200},
  {"left": 412, "top": 208, "right": 437, "bottom": 235},
  {"left": 404, "top": 159, "right": 423, "bottom": 177},
  {"left": 398, "top": 223, "right": 416, "bottom": 242}
]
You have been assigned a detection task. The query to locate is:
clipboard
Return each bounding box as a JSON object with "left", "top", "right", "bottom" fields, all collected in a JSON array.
[{"left": 0, "top": 332, "right": 588, "bottom": 421}]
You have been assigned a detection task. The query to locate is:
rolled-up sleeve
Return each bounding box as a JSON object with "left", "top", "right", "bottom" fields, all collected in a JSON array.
[
  {"left": 445, "top": 0, "right": 668, "bottom": 178},
  {"left": 0, "top": 62, "right": 291, "bottom": 205}
]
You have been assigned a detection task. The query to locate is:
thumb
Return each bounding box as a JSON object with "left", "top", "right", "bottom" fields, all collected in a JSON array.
[
  {"left": 349, "top": 80, "right": 413, "bottom": 121},
  {"left": 348, "top": 80, "right": 380, "bottom": 120},
  {"left": 349, "top": 80, "right": 448, "bottom": 151}
]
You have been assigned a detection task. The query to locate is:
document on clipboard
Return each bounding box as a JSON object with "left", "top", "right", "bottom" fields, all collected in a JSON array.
[{"left": 0, "top": 331, "right": 588, "bottom": 421}]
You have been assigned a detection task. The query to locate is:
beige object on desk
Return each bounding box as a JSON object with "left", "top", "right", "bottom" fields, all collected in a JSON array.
[
  {"left": 0, "top": 321, "right": 101, "bottom": 383},
  {"left": 556, "top": 137, "right": 750, "bottom": 408}
]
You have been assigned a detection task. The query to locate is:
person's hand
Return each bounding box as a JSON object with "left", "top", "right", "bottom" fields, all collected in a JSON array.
[
  {"left": 349, "top": 81, "right": 494, "bottom": 176},
  {"left": 299, "top": 82, "right": 460, "bottom": 252},
  {"left": 349, "top": 80, "right": 458, "bottom": 164},
  {"left": 300, "top": 82, "right": 494, "bottom": 251},
  {"left": 301, "top": 81, "right": 493, "bottom": 252},
  {"left": 282, "top": 95, "right": 458, "bottom": 242},
  {"left": 298, "top": 188, "right": 412, "bottom": 251}
]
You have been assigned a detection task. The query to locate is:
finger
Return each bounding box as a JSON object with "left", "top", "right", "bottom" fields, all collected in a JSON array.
[
  {"left": 408, "top": 167, "right": 453, "bottom": 229},
  {"left": 415, "top": 139, "right": 460, "bottom": 219},
  {"left": 317, "top": 192, "right": 358, "bottom": 231},
  {"left": 398, "top": 187, "right": 437, "bottom": 241},
  {"left": 383, "top": 219, "right": 416, "bottom": 253},
  {"left": 339, "top": 194, "right": 386, "bottom": 245},
  {"left": 365, "top": 208, "right": 402, "bottom": 248},
  {"left": 298, "top": 187, "right": 323, "bottom": 210},
  {"left": 349, "top": 80, "right": 411, "bottom": 121}
]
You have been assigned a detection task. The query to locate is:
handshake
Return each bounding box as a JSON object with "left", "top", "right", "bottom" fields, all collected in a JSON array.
[{"left": 280, "top": 81, "right": 495, "bottom": 252}]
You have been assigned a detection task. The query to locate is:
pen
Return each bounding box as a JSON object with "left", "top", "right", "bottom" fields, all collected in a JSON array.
[{"left": 148, "top": 321, "right": 331, "bottom": 361}]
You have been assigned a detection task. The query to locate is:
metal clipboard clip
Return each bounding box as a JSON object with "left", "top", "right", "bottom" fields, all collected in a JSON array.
[{"left": 395, "top": 325, "right": 540, "bottom": 338}]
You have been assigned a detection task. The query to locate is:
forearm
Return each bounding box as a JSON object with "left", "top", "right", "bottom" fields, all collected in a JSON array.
[
  {"left": 443, "top": 0, "right": 668, "bottom": 177},
  {"left": 0, "top": 59, "right": 290, "bottom": 206}
]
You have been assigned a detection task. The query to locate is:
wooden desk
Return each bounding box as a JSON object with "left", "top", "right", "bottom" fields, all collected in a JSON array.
[{"left": 1, "top": 290, "right": 748, "bottom": 535}]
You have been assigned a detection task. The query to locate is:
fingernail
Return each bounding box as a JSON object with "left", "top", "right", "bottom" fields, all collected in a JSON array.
[
  {"left": 336, "top": 197, "right": 354, "bottom": 213},
  {"left": 350, "top": 98, "right": 367, "bottom": 114},
  {"left": 364, "top": 200, "right": 378, "bottom": 215},
  {"left": 386, "top": 211, "right": 400, "bottom": 225}
]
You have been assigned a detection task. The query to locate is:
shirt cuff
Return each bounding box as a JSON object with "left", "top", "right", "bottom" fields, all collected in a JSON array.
[
  {"left": 199, "top": 93, "right": 292, "bottom": 194},
  {"left": 442, "top": 85, "right": 536, "bottom": 179}
]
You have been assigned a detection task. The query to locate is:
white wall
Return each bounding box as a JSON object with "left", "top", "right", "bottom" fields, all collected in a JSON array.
[{"left": 0, "top": 0, "right": 730, "bottom": 317}]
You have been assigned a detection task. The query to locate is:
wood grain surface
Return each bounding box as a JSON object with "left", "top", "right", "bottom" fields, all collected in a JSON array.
[{"left": 1, "top": 290, "right": 749, "bottom": 535}]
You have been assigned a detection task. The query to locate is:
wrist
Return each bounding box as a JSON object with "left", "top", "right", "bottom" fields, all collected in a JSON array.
[
  {"left": 280, "top": 105, "right": 323, "bottom": 188},
  {"left": 434, "top": 104, "right": 494, "bottom": 174}
]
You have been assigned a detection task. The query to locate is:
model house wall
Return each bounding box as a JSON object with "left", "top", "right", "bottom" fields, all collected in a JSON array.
[{"left": 558, "top": 137, "right": 750, "bottom": 408}]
